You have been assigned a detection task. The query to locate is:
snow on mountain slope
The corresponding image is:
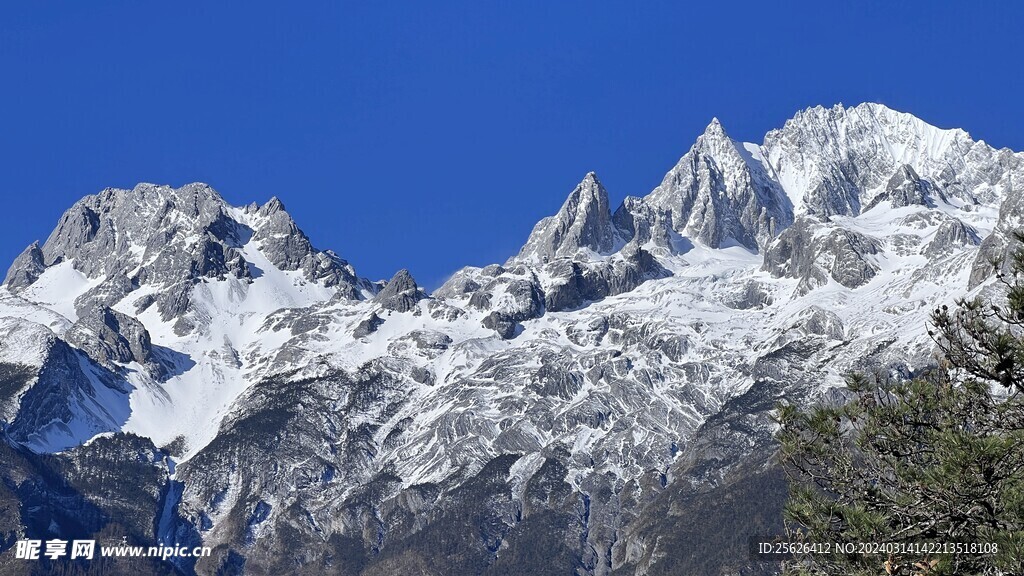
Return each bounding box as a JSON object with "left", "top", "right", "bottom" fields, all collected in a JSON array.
[
  {"left": 2, "top": 102, "right": 1023, "bottom": 576},
  {"left": 760, "top": 102, "right": 1015, "bottom": 216},
  {"left": 17, "top": 260, "right": 101, "bottom": 324},
  {"left": 1, "top": 184, "right": 379, "bottom": 459},
  {"left": 0, "top": 101, "right": 1019, "bottom": 499}
]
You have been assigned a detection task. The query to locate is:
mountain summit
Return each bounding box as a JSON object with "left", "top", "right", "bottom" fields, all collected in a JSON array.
[{"left": 513, "top": 171, "right": 618, "bottom": 264}]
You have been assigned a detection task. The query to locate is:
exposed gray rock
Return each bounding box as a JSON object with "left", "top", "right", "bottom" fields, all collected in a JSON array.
[
  {"left": 612, "top": 197, "right": 678, "bottom": 252},
  {"left": 542, "top": 260, "right": 586, "bottom": 312},
  {"left": 469, "top": 275, "right": 544, "bottom": 322},
  {"left": 720, "top": 280, "right": 773, "bottom": 310},
  {"left": 513, "top": 172, "right": 618, "bottom": 264},
  {"left": 353, "top": 312, "right": 384, "bottom": 338},
  {"left": 762, "top": 218, "right": 820, "bottom": 286},
  {"left": 156, "top": 281, "right": 197, "bottom": 336},
  {"left": 5, "top": 102, "right": 1024, "bottom": 576},
  {"left": 481, "top": 263, "right": 505, "bottom": 276},
  {"left": 923, "top": 218, "right": 980, "bottom": 258},
  {"left": 5, "top": 334, "right": 130, "bottom": 452},
  {"left": 827, "top": 228, "right": 883, "bottom": 288},
  {"left": 387, "top": 330, "right": 452, "bottom": 359},
  {"left": 482, "top": 312, "right": 517, "bottom": 339},
  {"left": 37, "top": 183, "right": 249, "bottom": 284},
  {"left": 3, "top": 184, "right": 375, "bottom": 329},
  {"left": 888, "top": 233, "right": 924, "bottom": 257},
  {"left": 566, "top": 316, "right": 609, "bottom": 347},
  {"left": 763, "top": 216, "right": 881, "bottom": 293},
  {"left": 252, "top": 197, "right": 369, "bottom": 297},
  {"left": 3, "top": 242, "right": 45, "bottom": 290},
  {"left": 863, "top": 164, "right": 937, "bottom": 211},
  {"left": 432, "top": 268, "right": 481, "bottom": 299},
  {"left": 527, "top": 351, "right": 585, "bottom": 399},
  {"left": 426, "top": 299, "right": 466, "bottom": 321},
  {"left": 410, "top": 366, "right": 435, "bottom": 385},
  {"left": 374, "top": 269, "right": 425, "bottom": 312},
  {"left": 970, "top": 184, "right": 1024, "bottom": 287},
  {"left": 794, "top": 306, "right": 845, "bottom": 340},
  {"left": 762, "top": 103, "right": 1024, "bottom": 217},
  {"left": 73, "top": 274, "right": 137, "bottom": 319},
  {"left": 643, "top": 118, "right": 793, "bottom": 251},
  {"left": 898, "top": 210, "right": 947, "bottom": 229},
  {"left": 542, "top": 245, "right": 670, "bottom": 312},
  {"left": 65, "top": 307, "right": 159, "bottom": 373}
]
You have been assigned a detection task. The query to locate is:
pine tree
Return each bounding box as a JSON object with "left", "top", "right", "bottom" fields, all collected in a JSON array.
[{"left": 776, "top": 241, "right": 1024, "bottom": 575}]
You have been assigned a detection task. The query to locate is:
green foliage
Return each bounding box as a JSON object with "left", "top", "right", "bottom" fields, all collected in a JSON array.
[{"left": 776, "top": 246, "right": 1024, "bottom": 575}]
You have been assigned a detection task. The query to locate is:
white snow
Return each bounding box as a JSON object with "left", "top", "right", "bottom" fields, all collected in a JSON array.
[
  {"left": 18, "top": 260, "right": 101, "bottom": 323},
  {"left": 0, "top": 102, "right": 1016, "bottom": 501}
]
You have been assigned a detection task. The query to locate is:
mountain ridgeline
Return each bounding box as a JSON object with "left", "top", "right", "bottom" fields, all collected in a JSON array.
[{"left": 1, "top": 103, "right": 1022, "bottom": 575}]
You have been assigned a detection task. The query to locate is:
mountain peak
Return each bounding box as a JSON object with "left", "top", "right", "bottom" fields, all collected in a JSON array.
[
  {"left": 375, "top": 268, "right": 425, "bottom": 312},
  {"left": 763, "top": 102, "right": 986, "bottom": 217},
  {"left": 640, "top": 111, "right": 792, "bottom": 251},
  {"left": 512, "top": 172, "right": 616, "bottom": 264},
  {"left": 692, "top": 116, "right": 744, "bottom": 161},
  {"left": 258, "top": 196, "right": 287, "bottom": 216},
  {"left": 703, "top": 116, "right": 725, "bottom": 136}
]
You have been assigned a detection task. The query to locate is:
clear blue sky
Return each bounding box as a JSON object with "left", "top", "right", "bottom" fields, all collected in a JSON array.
[{"left": 2, "top": 2, "right": 1022, "bottom": 288}]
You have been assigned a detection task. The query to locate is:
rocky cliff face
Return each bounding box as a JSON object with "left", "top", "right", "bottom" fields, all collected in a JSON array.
[
  {"left": 1, "top": 103, "right": 1022, "bottom": 575},
  {"left": 513, "top": 172, "right": 619, "bottom": 264},
  {"left": 641, "top": 118, "right": 793, "bottom": 251}
]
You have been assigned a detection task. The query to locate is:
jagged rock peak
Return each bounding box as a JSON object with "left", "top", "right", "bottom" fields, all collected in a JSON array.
[
  {"left": 375, "top": 269, "right": 426, "bottom": 312},
  {"left": 4, "top": 182, "right": 375, "bottom": 329},
  {"left": 30, "top": 182, "right": 245, "bottom": 279},
  {"left": 641, "top": 116, "right": 792, "bottom": 251},
  {"left": 257, "top": 196, "right": 286, "bottom": 216},
  {"left": 65, "top": 307, "right": 159, "bottom": 373},
  {"left": 704, "top": 116, "right": 724, "bottom": 134},
  {"left": 761, "top": 102, "right": 999, "bottom": 217},
  {"left": 863, "top": 164, "right": 935, "bottom": 211},
  {"left": 511, "top": 171, "right": 617, "bottom": 264},
  {"left": 3, "top": 241, "right": 45, "bottom": 290},
  {"left": 690, "top": 117, "right": 742, "bottom": 157},
  {"left": 780, "top": 102, "right": 971, "bottom": 143}
]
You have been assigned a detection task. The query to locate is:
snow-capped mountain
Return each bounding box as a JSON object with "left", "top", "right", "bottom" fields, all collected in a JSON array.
[{"left": 1, "top": 103, "right": 1021, "bottom": 575}]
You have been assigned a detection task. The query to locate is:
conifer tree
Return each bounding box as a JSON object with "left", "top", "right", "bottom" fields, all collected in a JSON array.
[{"left": 777, "top": 241, "right": 1024, "bottom": 575}]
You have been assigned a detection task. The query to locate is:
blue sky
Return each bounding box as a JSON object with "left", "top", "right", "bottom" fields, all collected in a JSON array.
[{"left": 1, "top": 2, "right": 1022, "bottom": 288}]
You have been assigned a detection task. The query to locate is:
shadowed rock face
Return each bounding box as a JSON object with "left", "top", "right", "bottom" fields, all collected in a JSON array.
[
  {"left": 642, "top": 118, "right": 793, "bottom": 252},
  {"left": 253, "top": 197, "right": 367, "bottom": 294},
  {"left": 513, "top": 172, "right": 618, "bottom": 264},
  {"left": 864, "top": 164, "right": 937, "bottom": 211},
  {"left": 3, "top": 241, "right": 45, "bottom": 290},
  {"left": 762, "top": 216, "right": 882, "bottom": 293},
  {"left": 4, "top": 334, "right": 130, "bottom": 451},
  {"left": 612, "top": 197, "right": 678, "bottom": 253},
  {"left": 353, "top": 312, "right": 385, "bottom": 338},
  {"left": 970, "top": 184, "right": 1024, "bottom": 288},
  {"left": 540, "top": 246, "right": 670, "bottom": 313},
  {"left": 471, "top": 274, "right": 545, "bottom": 339},
  {"left": 925, "top": 218, "right": 980, "bottom": 258},
  {"left": 374, "top": 269, "right": 426, "bottom": 313},
  {"left": 66, "top": 307, "right": 154, "bottom": 367}
]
